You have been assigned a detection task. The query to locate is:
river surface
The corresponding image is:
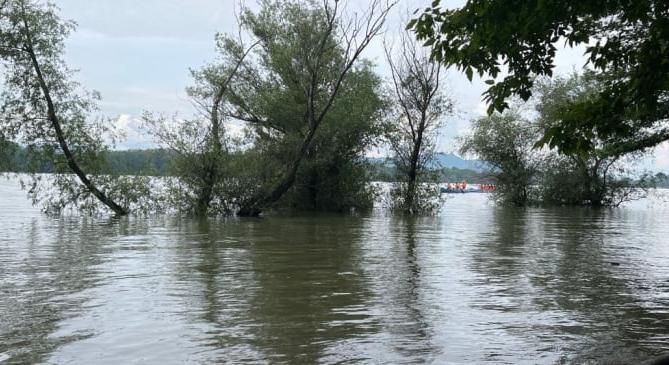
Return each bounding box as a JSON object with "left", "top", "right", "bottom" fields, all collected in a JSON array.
[{"left": 1, "top": 177, "right": 669, "bottom": 364}]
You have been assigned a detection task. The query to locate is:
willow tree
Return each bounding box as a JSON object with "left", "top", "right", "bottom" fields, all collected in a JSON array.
[
  {"left": 281, "top": 59, "right": 387, "bottom": 212},
  {"left": 144, "top": 32, "right": 260, "bottom": 216},
  {"left": 383, "top": 29, "right": 452, "bottom": 214},
  {"left": 221, "top": 0, "right": 394, "bottom": 216},
  {"left": 0, "top": 0, "right": 130, "bottom": 215}
]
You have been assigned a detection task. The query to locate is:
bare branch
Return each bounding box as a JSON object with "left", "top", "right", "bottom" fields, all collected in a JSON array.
[{"left": 382, "top": 17, "right": 451, "bottom": 212}]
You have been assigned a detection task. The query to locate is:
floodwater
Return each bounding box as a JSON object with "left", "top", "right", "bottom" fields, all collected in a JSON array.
[{"left": 1, "top": 177, "right": 669, "bottom": 364}]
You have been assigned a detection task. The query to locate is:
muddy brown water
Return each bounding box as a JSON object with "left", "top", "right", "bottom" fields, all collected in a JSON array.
[{"left": 1, "top": 178, "right": 668, "bottom": 364}]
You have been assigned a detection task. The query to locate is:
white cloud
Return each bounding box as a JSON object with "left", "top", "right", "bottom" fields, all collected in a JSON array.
[
  {"left": 114, "top": 113, "right": 132, "bottom": 130},
  {"left": 112, "top": 114, "right": 155, "bottom": 150},
  {"left": 654, "top": 142, "right": 669, "bottom": 172}
]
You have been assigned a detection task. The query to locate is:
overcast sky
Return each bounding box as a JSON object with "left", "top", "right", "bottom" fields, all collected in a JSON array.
[{"left": 54, "top": 0, "right": 669, "bottom": 172}]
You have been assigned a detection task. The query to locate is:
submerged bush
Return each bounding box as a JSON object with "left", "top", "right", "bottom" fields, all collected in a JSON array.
[
  {"left": 461, "top": 111, "right": 542, "bottom": 206},
  {"left": 385, "top": 180, "right": 443, "bottom": 215}
]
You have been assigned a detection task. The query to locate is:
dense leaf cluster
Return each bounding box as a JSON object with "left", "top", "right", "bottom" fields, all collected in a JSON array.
[{"left": 409, "top": 0, "right": 669, "bottom": 155}]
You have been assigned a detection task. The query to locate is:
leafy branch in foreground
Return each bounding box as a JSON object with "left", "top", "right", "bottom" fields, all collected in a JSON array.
[{"left": 409, "top": 0, "right": 669, "bottom": 156}]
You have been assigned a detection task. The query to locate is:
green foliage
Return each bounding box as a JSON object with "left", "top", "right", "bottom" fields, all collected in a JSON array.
[
  {"left": 534, "top": 74, "right": 651, "bottom": 206},
  {"left": 385, "top": 172, "right": 444, "bottom": 215},
  {"left": 0, "top": 144, "right": 174, "bottom": 176},
  {"left": 1, "top": 1, "right": 100, "bottom": 167},
  {"left": 142, "top": 113, "right": 235, "bottom": 216},
  {"left": 0, "top": 0, "right": 146, "bottom": 215},
  {"left": 655, "top": 172, "right": 669, "bottom": 188},
  {"left": 461, "top": 111, "right": 541, "bottom": 206},
  {"left": 20, "top": 174, "right": 158, "bottom": 215},
  {"left": 537, "top": 155, "right": 650, "bottom": 207},
  {"left": 2, "top": 0, "right": 392, "bottom": 216},
  {"left": 0, "top": 138, "right": 19, "bottom": 171},
  {"left": 409, "top": 0, "right": 669, "bottom": 154},
  {"left": 289, "top": 159, "right": 378, "bottom": 212},
  {"left": 462, "top": 74, "right": 653, "bottom": 207},
  {"left": 218, "top": 0, "right": 389, "bottom": 213},
  {"left": 103, "top": 149, "right": 173, "bottom": 176},
  {"left": 281, "top": 61, "right": 386, "bottom": 212},
  {"left": 142, "top": 0, "right": 394, "bottom": 215}
]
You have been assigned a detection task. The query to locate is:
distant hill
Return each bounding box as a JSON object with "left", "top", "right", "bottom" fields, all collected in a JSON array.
[
  {"left": 369, "top": 153, "right": 489, "bottom": 172},
  {"left": 366, "top": 153, "right": 493, "bottom": 183},
  {"left": 430, "top": 153, "right": 488, "bottom": 172}
]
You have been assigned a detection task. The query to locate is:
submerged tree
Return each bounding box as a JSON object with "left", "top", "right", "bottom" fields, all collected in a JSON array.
[
  {"left": 409, "top": 0, "right": 669, "bottom": 156},
  {"left": 383, "top": 28, "right": 452, "bottom": 214},
  {"left": 462, "top": 73, "right": 652, "bottom": 207},
  {"left": 144, "top": 32, "right": 260, "bottom": 216},
  {"left": 281, "top": 59, "right": 387, "bottom": 212},
  {"left": 461, "top": 112, "right": 541, "bottom": 206},
  {"left": 0, "top": 0, "right": 131, "bottom": 215},
  {"left": 220, "top": 0, "right": 394, "bottom": 216}
]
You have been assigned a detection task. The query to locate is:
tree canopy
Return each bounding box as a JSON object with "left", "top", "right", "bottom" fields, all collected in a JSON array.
[
  {"left": 221, "top": 0, "right": 392, "bottom": 215},
  {"left": 409, "top": 0, "right": 669, "bottom": 155}
]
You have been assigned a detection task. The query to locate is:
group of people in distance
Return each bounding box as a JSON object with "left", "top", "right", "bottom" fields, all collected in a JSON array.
[
  {"left": 446, "top": 182, "right": 468, "bottom": 190},
  {"left": 445, "top": 182, "right": 497, "bottom": 192},
  {"left": 479, "top": 184, "right": 496, "bottom": 191}
]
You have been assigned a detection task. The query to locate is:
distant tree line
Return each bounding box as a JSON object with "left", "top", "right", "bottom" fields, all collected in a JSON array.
[
  {"left": 0, "top": 143, "right": 174, "bottom": 176},
  {"left": 1, "top": 142, "right": 493, "bottom": 184},
  {"left": 368, "top": 162, "right": 492, "bottom": 184}
]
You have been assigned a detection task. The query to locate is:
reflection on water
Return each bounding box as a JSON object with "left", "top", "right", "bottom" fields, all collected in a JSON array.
[{"left": 1, "top": 178, "right": 669, "bottom": 364}]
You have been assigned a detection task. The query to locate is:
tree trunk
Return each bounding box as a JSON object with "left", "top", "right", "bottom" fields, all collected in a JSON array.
[
  {"left": 405, "top": 109, "right": 428, "bottom": 214},
  {"left": 583, "top": 159, "right": 604, "bottom": 207},
  {"left": 194, "top": 86, "right": 225, "bottom": 216},
  {"left": 195, "top": 167, "right": 215, "bottom": 216},
  {"left": 405, "top": 135, "right": 421, "bottom": 214},
  {"left": 238, "top": 123, "right": 318, "bottom": 217},
  {"left": 22, "top": 12, "right": 127, "bottom": 216},
  {"left": 193, "top": 40, "right": 259, "bottom": 216}
]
